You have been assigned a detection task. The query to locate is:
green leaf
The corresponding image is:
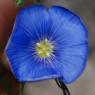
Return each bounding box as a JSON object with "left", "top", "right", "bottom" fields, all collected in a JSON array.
[{"left": 16, "top": 0, "right": 24, "bottom": 6}]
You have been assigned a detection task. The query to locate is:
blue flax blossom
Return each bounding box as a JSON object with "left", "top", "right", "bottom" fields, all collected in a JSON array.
[{"left": 5, "top": 5, "right": 88, "bottom": 84}]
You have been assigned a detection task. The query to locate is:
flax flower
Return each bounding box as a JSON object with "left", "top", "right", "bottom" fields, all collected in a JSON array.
[{"left": 5, "top": 5, "right": 88, "bottom": 83}]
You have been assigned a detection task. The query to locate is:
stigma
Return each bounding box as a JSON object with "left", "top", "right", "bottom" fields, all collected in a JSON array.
[{"left": 36, "top": 39, "right": 54, "bottom": 58}]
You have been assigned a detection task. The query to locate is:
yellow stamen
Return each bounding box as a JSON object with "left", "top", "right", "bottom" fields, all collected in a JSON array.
[{"left": 36, "top": 39, "right": 54, "bottom": 58}]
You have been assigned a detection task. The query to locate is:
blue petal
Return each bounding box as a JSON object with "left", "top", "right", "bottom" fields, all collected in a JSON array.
[
  {"left": 48, "top": 6, "right": 89, "bottom": 83},
  {"left": 5, "top": 5, "right": 58, "bottom": 81}
]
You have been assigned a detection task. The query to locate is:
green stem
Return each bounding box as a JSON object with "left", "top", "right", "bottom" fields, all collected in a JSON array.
[
  {"left": 16, "top": 0, "right": 43, "bottom": 6},
  {"left": 19, "top": 82, "right": 25, "bottom": 95},
  {"left": 16, "top": 0, "right": 24, "bottom": 6}
]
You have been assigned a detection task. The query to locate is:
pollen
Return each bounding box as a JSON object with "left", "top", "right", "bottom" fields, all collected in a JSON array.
[{"left": 36, "top": 39, "right": 54, "bottom": 58}]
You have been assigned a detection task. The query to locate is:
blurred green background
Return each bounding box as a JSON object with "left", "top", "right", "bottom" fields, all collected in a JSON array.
[{"left": 0, "top": 0, "right": 95, "bottom": 95}]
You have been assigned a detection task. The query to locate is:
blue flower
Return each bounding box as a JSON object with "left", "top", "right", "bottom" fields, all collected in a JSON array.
[{"left": 5, "top": 5, "right": 89, "bottom": 84}]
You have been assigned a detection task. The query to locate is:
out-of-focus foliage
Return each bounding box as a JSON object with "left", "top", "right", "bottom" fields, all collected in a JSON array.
[{"left": 16, "top": 0, "right": 24, "bottom": 5}]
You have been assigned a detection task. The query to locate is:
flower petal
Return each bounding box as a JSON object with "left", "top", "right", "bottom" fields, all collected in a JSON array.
[
  {"left": 49, "top": 6, "right": 89, "bottom": 83},
  {"left": 5, "top": 5, "right": 58, "bottom": 81}
]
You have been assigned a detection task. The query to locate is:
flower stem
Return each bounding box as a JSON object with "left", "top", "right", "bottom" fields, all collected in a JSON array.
[
  {"left": 16, "top": 0, "right": 24, "bottom": 6},
  {"left": 55, "top": 79, "right": 70, "bottom": 95},
  {"left": 19, "top": 82, "right": 25, "bottom": 95}
]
